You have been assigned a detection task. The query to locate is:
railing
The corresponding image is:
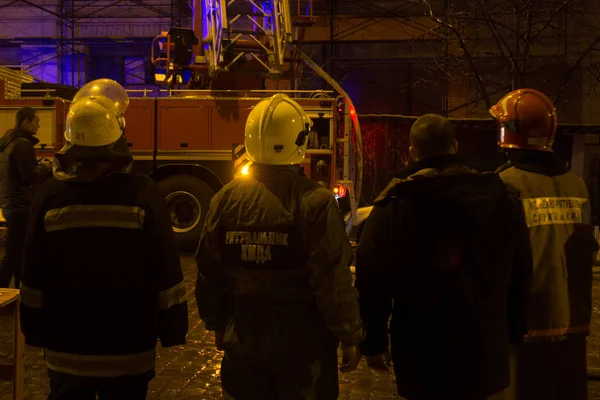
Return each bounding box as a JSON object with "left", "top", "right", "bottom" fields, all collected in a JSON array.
[
  {"left": 0, "top": 66, "right": 34, "bottom": 99},
  {"left": 20, "top": 88, "right": 56, "bottom": 99},
  {"left": 124, "top": 88, "right": 334, "bottom": 98}
]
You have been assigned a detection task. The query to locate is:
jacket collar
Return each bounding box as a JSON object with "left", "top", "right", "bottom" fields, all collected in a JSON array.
[
  {"left": 396, "top": 154, "right": 464, "bottom": 179},
  {"left": 511, "top": 150, "right": 568, "bottom": 177},
  {"left": 0, "top": 128, "right": 39, "bottom": 152}
]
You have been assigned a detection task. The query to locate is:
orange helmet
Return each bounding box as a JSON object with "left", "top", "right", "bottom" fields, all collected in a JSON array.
[{"left": 489, "top": 89, "right": 557, "bottom": 152}]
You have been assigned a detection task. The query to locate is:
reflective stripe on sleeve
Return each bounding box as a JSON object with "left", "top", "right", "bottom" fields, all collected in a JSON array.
[
  {"left": 158, "top": 281, "right": 187, "bottom": 310},
  {"left": 525, "top": 324, "right": 589, "bottom": 338},
  {"left": 46, "top": 349, "right": 156, "bottom": 377},
  {"left": 20, "top": 283, "right": 43, "bottom": 308},
  {"left": 44, "top": 205, "right": 145, "bottom": 232}
]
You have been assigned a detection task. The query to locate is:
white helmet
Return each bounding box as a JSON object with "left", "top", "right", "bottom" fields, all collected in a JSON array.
[
  {"left": 65, "top": 79, "right": 129, "bottom": 147},
  {"left": 72, "top": 78, "right": 129, "bottom": 120},
  {"left": 245, "top": 94, "right": 313, "bottom": 165}
]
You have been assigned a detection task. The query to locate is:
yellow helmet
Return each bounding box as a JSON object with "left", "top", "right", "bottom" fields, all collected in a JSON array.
[
  {"left": 244, "top": 94, "right": 313, "bottom": 165},
  {"left": 66, "top": 79, "right": 129, "bottom": 147}
]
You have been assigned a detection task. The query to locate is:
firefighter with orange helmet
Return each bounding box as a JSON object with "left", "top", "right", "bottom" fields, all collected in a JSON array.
[
  {"left": 195, "top": 93, "right": 364, "bottom": 399},
  {"left": 491, "top": 89, "right": 599, "bottom": 400}
]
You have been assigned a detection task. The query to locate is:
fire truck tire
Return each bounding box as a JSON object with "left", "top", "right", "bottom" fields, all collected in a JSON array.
[{"left": 158, "top": 175, "right": 216, "bottom": 253}]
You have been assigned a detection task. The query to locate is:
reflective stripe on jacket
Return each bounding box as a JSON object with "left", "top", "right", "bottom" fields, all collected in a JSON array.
[
  {"left": 19, "top": 172, "right": 188, "bottom": 381},
  {"left": 46, "top": 349, "right": 156, "bottom": 378}
]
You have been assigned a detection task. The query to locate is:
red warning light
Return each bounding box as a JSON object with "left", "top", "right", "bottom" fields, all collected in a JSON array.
[{"left": 333, "top": 184, "right": 347, "bottom": 198}]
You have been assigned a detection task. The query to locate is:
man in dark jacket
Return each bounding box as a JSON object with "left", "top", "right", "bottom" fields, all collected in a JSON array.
[
  {"left": 195, "top": 94, "right": 364, "bottom": 399},
  {"left": 0, "top": 107, "right": 52, "bottom": 288},
  {"left": 19, "top": 79, "right": 188, "bottom": 400},
  {"left": 491, "top": 89, "right": 599, "bottom": 400},
  {"left": 355, "top": 114, "right": 533, "bottom": 400}
]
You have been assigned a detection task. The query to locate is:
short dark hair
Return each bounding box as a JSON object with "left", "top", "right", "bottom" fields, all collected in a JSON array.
[
  {"left": 16, "top": 107, "right": 37, "bottom": 128},
  {"left": 409, "top": 114, "right": 456, "bottom": 160}
]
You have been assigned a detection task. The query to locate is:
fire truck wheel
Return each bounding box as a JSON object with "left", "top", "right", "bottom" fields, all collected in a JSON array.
[{"left": 158, "top": 175, "right": 216, "bottom": 253}]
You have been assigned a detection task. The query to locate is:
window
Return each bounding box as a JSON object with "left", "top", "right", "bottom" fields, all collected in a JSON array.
[{"left": 124, "top": 57, "right": 145, "bottom": 84}]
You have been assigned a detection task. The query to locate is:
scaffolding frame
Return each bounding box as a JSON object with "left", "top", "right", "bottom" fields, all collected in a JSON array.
[
  {"left": 0, "top": 0, "right": 454, "bottom": 111},
  {"left": 0, "top": 0, "right": 189, "bottom": 86}
]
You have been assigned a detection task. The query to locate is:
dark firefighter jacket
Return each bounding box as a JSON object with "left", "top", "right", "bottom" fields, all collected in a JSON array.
[
  {"left": 195, "top": 164, "right": 364, "bottom": 365},
  {"left": 19, "top": 137, "right": 188, "bottom": 383},
  {"left": 500, "top": 151, "right": 599, "bottom": 342},
  {"left": 0, "top": 128, "right": 52, "bottom": 211},
  {"left": 355, "top": 155, "right": 533, "bottom": 400}
]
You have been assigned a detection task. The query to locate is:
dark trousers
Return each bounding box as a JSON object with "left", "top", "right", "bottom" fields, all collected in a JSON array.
[
  {"left": 491, "top": 336, "right": 588, "bottom": 400},
  {"left": 221, "top": 344, "right": 339, "bottom": 400},
  {"left": 47, "top": 378, "right": 149, "bottom": 400},
  {"left": 0, "top": 209, "right": 29, "bottom": 288}
]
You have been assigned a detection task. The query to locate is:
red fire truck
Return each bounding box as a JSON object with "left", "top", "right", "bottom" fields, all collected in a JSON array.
[{"left": 0, "top": 0, "right": 363, "bottom": 252}]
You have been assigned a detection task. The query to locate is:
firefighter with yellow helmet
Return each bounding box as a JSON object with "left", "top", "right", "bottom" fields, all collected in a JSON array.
[
  {"left": 491, "top": 89, "right": 599, "bottom": 399},
  {"left": 19, "top": 79, "right": 188, "bottom": 399},
  {"left": 195, "top": 93, "right": 364, "bottom": 399}
]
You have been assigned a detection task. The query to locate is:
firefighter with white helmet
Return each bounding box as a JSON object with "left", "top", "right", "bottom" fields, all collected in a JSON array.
[
  {"left": 243, "top": 92, "right": 312, "bottom": 165},
  {"left": 196, "top": 93, "right": 364, "bottom": 399},
  {"left": 20, "top": 78, "right": 188, "bottom": 399},
  {"left": 491, "top": 89, "right": 598, "bottom": 400}
]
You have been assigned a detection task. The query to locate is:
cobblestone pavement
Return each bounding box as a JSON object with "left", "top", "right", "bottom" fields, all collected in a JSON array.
[
  {"left": 0, "top": 256, "right": 401, "bottom": 400},
  {"left": 4, "top": 257, "right": 600, "bottom": 399}
]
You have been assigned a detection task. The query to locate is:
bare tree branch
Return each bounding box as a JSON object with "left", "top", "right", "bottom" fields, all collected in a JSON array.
[
  {"left": 521, "top": 1, "right": 534, "bottom": 75},
  {"left": 473, "top": 0, "right": 521, "bottom": 85},
  {"left": 554, "top": 36, "right": 600, "bottom": 102},
  {"left": 529, "top": 0, "right": 576, "bottom": 42},
  {"left": 422, "top": 0, "right": 492, "bottom": 109}
]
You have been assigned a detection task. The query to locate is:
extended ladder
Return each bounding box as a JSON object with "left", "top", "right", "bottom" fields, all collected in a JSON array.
[{"left": 200, "top": 0, "right": 293, "bottom": 79}]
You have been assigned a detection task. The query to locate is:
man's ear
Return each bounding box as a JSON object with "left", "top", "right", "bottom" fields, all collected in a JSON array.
[{"left": 409, "top": 146, "right": 418, "bottom": 161}]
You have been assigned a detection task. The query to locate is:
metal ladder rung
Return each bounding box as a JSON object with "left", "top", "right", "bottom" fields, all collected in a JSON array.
[
  {"left": 232, "top": 12, "right": 272, "bottom": 17},
  {"left": 224, "top": 29, "right": 269, "bottom": 36}
]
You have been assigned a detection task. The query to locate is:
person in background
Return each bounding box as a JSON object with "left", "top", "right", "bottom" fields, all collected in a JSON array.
[
  {"left": 356, "top": 113, "right": 533, "bottom": 400},
  {"left": 0, "top": 106, "right": 52, "bottom": 288},
  {"left": 195, "top": 93, "right": 364, "bottom": 399},
  {"left": 19, "top": 79, "right": 188, "bottom": 400},
  {"left": 491, "top": 88, "right": 599, "bottom": 400}
]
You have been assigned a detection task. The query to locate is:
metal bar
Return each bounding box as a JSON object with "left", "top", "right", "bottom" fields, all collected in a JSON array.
[
  {"left": 70, "top": 0, "right": 106, "bottom": 17},
  {"left": 223, "top": 33, "right": 243, "bottom": 51},
  {"left": 71, "top": 0, "right": 75, "bottom": 86},
  {"left": 0, "top": 0, "right": 19, "bottom": 10},
  {"left": 246, "top": 15, "right": 269, "bottom": 35},
  {"left": 128, "top": 0, "right": 174, "bottom": 19},
  {"left": 343, "top": 101, "right": 350, "bottom": 181},
  {"left": 246, "top": 0, "right": 266, "bottom": 15},
  {"left": 295, "top": 47, "right": 363, "bottom": 205},
  {"left": 248, "top": 34, "right": 270, "bottom": 53},
  {"left": 157, "top": 89, "right": 334, "bottom": 93},
  {"left": 17, "top": 0, "right": 63, "bottom": 18},
  {"left": 334, "top": 2, "right": 414, "bottom": 40},
  {"left": 248, "top": 52, "right": 271, "bottom": 71},
  {"left": 224, "top": 52, "right": 247, "bottom": 70},
  {"left": 75, "top": 0, "right": 125, "bottom": 21},
  {"left": 343, "top": 181, "right": 358, "bottom": 228},
  {"left": 357, "top": 2, "right": 432, "bottom": 37}
]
